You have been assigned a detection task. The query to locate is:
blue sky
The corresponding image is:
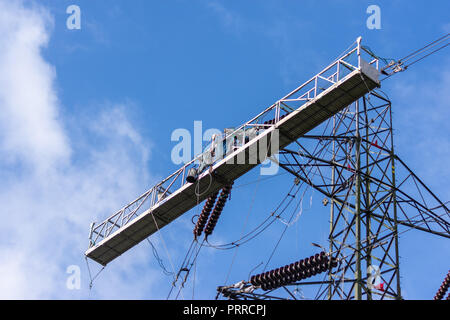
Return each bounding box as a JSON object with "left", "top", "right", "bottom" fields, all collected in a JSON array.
[{"left": 0, "top": 0, "right": 448, "bottom": 299}]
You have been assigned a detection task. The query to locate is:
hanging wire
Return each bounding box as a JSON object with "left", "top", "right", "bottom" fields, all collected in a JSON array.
[
  {"left": 277, "top": 187, "right": 313, "bottom": 227},
  {"left": 149, "top": 212, "right": 180, "bottom": 299},
  {"left": 167, "top": 239, "right": 197, "bottom": 299},
  {"left": 262, "top": 188, "right": 306, "bottom": 272},
  {"left": 223, "top": 169, "right": 262, "bottom": 286},
  {"left": 203, "top": 180, "right": 302, "bottom": 251},
  {"left": 260, "top": 112, "right": 336, "bottom": 272},
  {"left": 84, "top": 256, "right": 105, "bottom": 293},
  {"left": 146, "top": 238, "right": 174, "bottom": 277},
  {"left": 174, "top": 239, "right": 206, "bottom": 300},
  {"left": 361, "top": 45, "right": 395, "bottom": 65},
  {"left": 194, "top": 168, "right": 213, "bottom": 197},
  {"left": 247, "top": 261, "right": 264, "bottom": 282}
]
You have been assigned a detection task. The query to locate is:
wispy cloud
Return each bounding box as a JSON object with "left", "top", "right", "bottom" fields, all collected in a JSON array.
[
  {"left": 0, "top": 0, "right": 69, "bottom": 174},
  {"left": 0, "top": 0, "right": 161, "bottom": 299},
  {"left": 206, "top": 0, "right": 244, "bottom": 34}
]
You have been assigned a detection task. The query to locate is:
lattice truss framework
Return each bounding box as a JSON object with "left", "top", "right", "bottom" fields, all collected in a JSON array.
[{"left": 217, "top": 91, "right": 450, "bottom": 300}]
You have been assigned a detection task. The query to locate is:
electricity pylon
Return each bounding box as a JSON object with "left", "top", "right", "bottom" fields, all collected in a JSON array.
[{"left": 217, "top": 91, "right": 449, "bottom": 300}]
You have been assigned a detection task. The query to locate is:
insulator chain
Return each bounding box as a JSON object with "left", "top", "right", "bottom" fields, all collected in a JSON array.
[
  {"left": 250, "top": 251, "right": 338, "bottom": 291},
  {"left": 434, "top": 270, "right": 450, "bottom": 300},
  {"left": 204, "top": 183, "right": 233, "bottom": 238},
  {"left": 193, "top": 192, "right": 218, "bottom": 239}
]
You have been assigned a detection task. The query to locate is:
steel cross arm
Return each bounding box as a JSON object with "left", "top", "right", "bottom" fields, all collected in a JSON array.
[
  {"left": 301, "top": 134, "right": 358, "bottom": 141},
  {"left": 281, "top": 146, "right": 393, "bottom": 182},
  {"left": 278, "top": 147, "right": 450, "bottom": 234},
  {"left": 276, "top": 155, "right": 450, "bottom": 238},
  {"left": 368, "top": 212, "right": 450, "bottom": 238},
  {"left": 394, "top": 155, "right": 450, "bottom": 213}
]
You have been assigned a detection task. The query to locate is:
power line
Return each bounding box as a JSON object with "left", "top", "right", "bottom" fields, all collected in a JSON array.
[
  {"left": 381, "top": 33, "right": 449, "bottom": 81},
  {"left": 399, "top": 33, "right": 449, "bottom": 63},
  {"left": 404, "top": 43, "right": 449, "bottom": 69}
]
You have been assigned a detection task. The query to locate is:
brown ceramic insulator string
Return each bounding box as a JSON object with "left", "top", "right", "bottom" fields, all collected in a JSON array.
[
  {"left": 434, "top": 270, "right": 450, "bottom": 300},
  {"left": 193, "top": 191, "right": 218, "bottom": 239},
  {"left": 249, "top": 251, "right": 338, "bottom": 291},
  {"left": 204, "top": 184, "right": 233, "bottom": 238}
]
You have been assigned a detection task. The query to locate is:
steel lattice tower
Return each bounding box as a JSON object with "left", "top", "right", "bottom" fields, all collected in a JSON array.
[{"left": 217, "top": 91, "right": 449, "bottom": 300}]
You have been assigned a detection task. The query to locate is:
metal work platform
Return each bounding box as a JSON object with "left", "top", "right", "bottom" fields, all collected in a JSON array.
[{"left": 86, "top": 38, "right": 380, "bottom": 266}]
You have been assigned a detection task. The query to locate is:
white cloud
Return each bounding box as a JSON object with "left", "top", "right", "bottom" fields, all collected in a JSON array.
[
  {"left": 206, "top": 1, "right": 243, "bottom": 34},
  {"left": 0, "top": 0, "right": 70, "bottom": 174},
  {"left": 0, "top": 1, "right": 163, "bottom": 299}
]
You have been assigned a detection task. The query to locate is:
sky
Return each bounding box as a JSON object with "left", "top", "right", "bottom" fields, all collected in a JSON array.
[{"left": 0, "top": 0, "right": 448, "bottom": 300}]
